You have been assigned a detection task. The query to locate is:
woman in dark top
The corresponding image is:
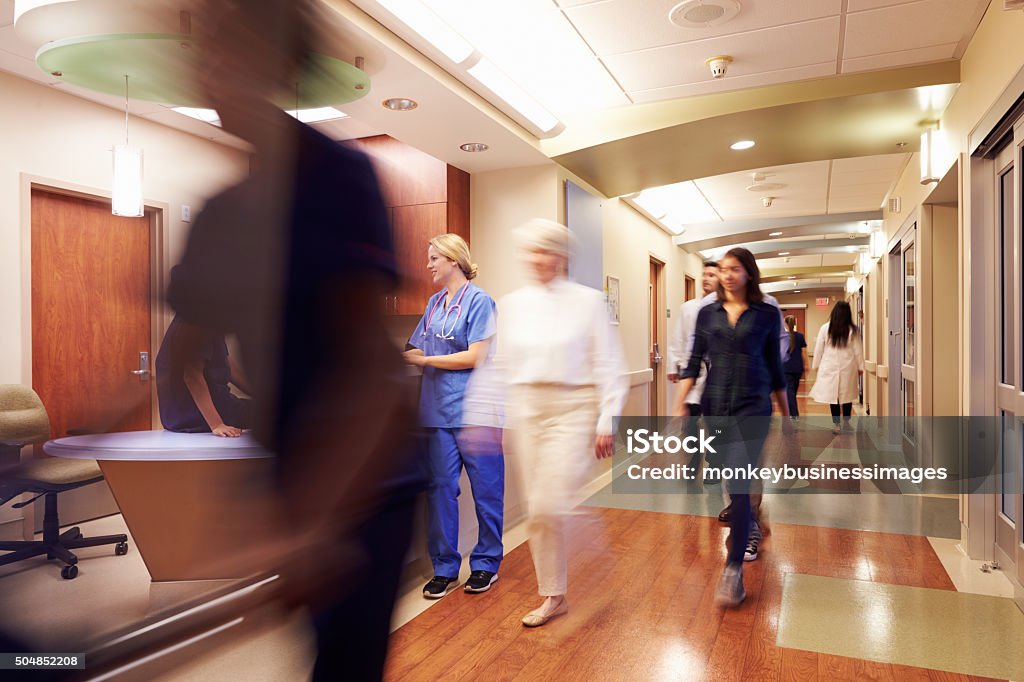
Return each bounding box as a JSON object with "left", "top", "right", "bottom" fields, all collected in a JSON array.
[
  {"left": 673, "top": 247, "right": 789, "bottom": 607},
  {"left": 782, "top": 315, "right": 808, "bottom": 419}
]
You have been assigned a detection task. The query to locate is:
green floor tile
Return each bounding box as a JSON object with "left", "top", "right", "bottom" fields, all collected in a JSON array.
[{"left": 778, "top": 574, "right": 1024, "bottom": 679}]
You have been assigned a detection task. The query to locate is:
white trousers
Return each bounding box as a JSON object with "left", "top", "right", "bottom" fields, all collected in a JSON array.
[{"left": 508, "top": 384, "right": 597, "bottom": 597}]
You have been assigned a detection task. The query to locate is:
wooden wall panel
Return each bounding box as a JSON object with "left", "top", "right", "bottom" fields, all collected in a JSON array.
[
  {"left": 354, "top": 135, "right": 447, "bottom": 208},
  {"left": 446, "top": 165, "right": 471, "bottom": 245},
  {"left": 394, "top": 203, "right": 448, "bottom": 315}
]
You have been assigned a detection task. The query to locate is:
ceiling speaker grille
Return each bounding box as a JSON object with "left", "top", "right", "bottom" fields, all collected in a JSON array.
[{"left": 669, "top": 0, "right": 742, "bottom": 28}]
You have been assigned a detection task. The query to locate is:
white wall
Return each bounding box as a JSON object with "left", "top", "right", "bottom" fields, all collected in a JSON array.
[{"left": 0, "top": 70, "right": 248, "bottom": 385}]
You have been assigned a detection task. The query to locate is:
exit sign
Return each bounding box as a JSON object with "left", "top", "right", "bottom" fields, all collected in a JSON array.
[{"left": 816, "top": 297, "right": 830, "bottom": 307}]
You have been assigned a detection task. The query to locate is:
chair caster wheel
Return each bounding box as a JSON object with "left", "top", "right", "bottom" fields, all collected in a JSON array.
[
  {"left": 115, "top": 542, "right": 129, "bottom": 556},
  {"left": 61, "top": 564, "right": 78, "bottom": 580}
]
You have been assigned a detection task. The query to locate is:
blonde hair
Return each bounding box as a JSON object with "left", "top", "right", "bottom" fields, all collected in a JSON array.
[{"left": 429, "top": 233, "right": 478, "bottom": 280}]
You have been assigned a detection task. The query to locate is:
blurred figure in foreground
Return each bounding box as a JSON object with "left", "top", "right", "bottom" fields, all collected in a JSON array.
[
  {"left": 497, "top": 219, "right": 628, "bottom": 627},
  {"left": 170, "top": 1, "right": 421, "bottom": 678},
  {"left": 674, "top": 247, "right": 788, "bottom": 606},
  {"left": 810, "top": 300, "right": 864, "bottom": 434},
  {"left": 403, "top": 234, "right": 504, "bottom": 598}
]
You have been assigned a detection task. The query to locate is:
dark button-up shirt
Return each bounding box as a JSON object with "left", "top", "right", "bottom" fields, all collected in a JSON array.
[{"left": 681, "top": 299, "right": 785, "bottom": 416}]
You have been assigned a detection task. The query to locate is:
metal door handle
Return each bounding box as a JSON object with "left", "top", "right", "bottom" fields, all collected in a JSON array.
[{"left": 132, "top": 351, "right": 150, "bottom": 381}]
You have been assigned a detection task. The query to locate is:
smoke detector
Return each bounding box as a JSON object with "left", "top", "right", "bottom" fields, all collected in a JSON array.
[
  {"left": 670, "top": 0, "right": 742, "bottom": 28},
  {"left": 705, "top": 55, "right": 733, "bottom": 79},
  {"left": 761, "top": 196, "right": 774, "bottom": 208}
]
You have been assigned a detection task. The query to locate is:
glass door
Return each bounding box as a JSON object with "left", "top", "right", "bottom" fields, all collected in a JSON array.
[
  {"left": 902, "top": 235, "right": 917, "bottom": 445},
  {"left": 993, "top": 136, "right": 1024, "bottom": 584}
]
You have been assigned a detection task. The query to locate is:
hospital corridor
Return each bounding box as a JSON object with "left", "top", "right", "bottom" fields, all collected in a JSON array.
[{"left": 1, "top": 1, "right": 1024, "bottom": 680}]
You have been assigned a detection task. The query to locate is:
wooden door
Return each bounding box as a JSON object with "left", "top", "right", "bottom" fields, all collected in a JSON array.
[
  {"left": 393, "top": 202, "right": 448, "bottom": 315},
  {"left": 788, "top": 308, "right": 806, "bottom": 337},
  {"left": 31, "top": 189, "right": 153, "bottom": 526},
  {"left": 685, "top": 275, "right": 695, "bottom": 302}
]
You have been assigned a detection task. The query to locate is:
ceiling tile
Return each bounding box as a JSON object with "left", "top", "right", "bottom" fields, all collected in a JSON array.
[
  {"left": 831, "top": 153, "right": 908, "bottom": 172},
  {"left": 602, "top": 17, "right": 841, "bottom": 93},
  {"left": 842, "top": 43, "right": 956, "bottom": 74},
  {"left": 562, "top": 0, "right": 842, "bottom": 56},
  {"left": 628, "top": 62, "right": 835, "bottom": 103},
  {"left": 847, "top": 0, "right": 925, "bottom": 10},
  {"left": 843, "top": 0, "right": 985, "bottom": 59}
]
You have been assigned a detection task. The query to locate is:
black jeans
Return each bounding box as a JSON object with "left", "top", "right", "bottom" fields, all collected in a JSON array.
[
  {"left": 705, "top": 416, "right": 770, "bottom": 565},
  {"left": 785, "top": 373, "right": 801, "bottom": 417},
  {"left": 830, "top": 402, "right": 852, "bottom": 423}
]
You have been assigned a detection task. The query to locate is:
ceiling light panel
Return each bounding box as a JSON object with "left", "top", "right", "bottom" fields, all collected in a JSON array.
[
  {"left": 424, "top": 0, "right": 628, "bottom": 114},
  {"left": 467, "top": 58, "right": 560, "bottom": 133},
  {"left": 372, "top": 0, "right": 476, "bottom": 63},
  {"left": 633, "top": 181, "right": 720, "bottom": 232}
]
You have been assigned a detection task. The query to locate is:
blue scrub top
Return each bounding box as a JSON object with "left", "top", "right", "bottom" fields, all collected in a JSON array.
[{"left": 409, "top": 282, "right": 496, "bottom": 428}]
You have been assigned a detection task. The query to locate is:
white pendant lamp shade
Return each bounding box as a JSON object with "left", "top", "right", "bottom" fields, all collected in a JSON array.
[{"left": 112, "top": 144, "right": 143, "bottom": 217}]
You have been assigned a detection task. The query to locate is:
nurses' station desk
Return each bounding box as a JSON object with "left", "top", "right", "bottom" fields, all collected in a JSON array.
[{"left": 45, "top": 431, "right": 274, "bottom": 582}]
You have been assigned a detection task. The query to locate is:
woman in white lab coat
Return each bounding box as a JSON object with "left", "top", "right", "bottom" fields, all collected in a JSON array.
[
  {"left": 809, "top": 301, "right": 864, "bottom": 433},
  {"left": 497, "top": 218, "right": 628, "bottom": 628}
]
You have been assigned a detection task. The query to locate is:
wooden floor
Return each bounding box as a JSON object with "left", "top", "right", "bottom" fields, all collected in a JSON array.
[
  {"left": 384, "top": 510, "right": 997, "bottom": 681},
  {"left": 384, "top": 388, "right": 988, "bottom": 681}
]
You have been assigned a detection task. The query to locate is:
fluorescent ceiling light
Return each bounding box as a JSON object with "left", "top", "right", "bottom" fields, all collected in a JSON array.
[
  {"left": 467, "top": 58, "right": 560, "bottom": 133},
  {"left": 425, "top": 0, "right": 628, "bottom": 115},
  {"left": 376, "top": 0, "right": 475, "bottom": 63},
  {"left": 287, "top": 107, "right": 349, "bottom": 123},
  {"left": 769, "top": 231, "right": 783, "bottom": 237},
  {"left": 173, "top": 107, "right": 221, "bottom": 126},
  {"left": 631, "top": 181, "right": 720, "bottom": 234},
  {"left": 730, "top": 140, "right": 755, "bottom": 150},
  {"left": 778, "top": 251, "right": 790, "bottom": 256}
]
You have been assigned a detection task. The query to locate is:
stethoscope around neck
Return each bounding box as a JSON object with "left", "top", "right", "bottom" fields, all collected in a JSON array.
[{"left": 421, "top": 282, "right": 470, "bottom": 341}]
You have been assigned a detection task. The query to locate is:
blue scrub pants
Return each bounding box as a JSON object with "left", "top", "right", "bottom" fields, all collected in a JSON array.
[{"left": 426, "top": 427, "right": 504, "bottom": 578}]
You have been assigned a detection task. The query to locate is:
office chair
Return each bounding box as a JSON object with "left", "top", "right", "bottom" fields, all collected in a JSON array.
[{"left": 0, "top": 385, "right": 128, "bottom": 579}]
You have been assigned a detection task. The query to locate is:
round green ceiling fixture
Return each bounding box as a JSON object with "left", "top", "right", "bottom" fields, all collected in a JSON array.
[{"left": 36, "top": 33, "right": 371, "bottom": 109}]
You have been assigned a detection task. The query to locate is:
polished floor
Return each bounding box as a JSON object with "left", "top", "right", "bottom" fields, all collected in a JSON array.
[{"left": 2, "top": 389, "right": 1022, "bottom": 680}]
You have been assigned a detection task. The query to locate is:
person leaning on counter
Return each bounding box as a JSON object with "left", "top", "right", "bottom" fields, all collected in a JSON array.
[{"left": 155, "top": 313, "right": 252, "bottom": 437}]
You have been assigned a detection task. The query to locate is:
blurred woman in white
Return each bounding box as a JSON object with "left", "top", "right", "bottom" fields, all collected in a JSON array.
[
  {"left": 498, "top": 219, "right": 628, "bottom": 627},
  {"left": 809, "top": 300, "right": 864, "bottom": 434}
]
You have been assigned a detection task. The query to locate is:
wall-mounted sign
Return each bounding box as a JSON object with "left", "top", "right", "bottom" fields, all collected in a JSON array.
[{"left": 816, "top": 297, "right": 830, "bottom": 307}]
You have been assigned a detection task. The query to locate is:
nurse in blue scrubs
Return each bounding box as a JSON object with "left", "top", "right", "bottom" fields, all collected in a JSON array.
[{"left": 404, "top": 234, "right": 504, "bottom": 599}]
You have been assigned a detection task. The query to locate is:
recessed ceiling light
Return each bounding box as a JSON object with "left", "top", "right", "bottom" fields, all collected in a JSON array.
[
  {"left": 460, "top": 142, "right": 489, "bottom": 152},
  {"left": 787, "top": 276, "right": 796, "bottom": 279},
  {"left": 382, "top": 98, "right": 418, "bottom": 111},
  {"left": 778, "top": 251, "right": 790, "bottom": 256},
  {"left": 769, "top": 231, "right": 783, "bottom": 237},
  {"left": 794, "top": 290, "right": 802, "bottom": 293},
  {"left": 730, "top": 139, "right": 755, "bottom": 150}
]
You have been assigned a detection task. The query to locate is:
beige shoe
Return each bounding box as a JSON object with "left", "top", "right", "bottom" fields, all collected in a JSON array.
[{"left": 522, "top": 598, "right": 568, "bottom": 627}]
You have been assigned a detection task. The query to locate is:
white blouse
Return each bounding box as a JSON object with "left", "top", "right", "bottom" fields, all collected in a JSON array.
[{"left": 496, "top": 277, "right": 629, "bottom": 435}]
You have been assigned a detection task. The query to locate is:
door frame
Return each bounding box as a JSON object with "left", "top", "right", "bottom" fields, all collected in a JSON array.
[
  {"left": 648, "top": 255, "right": 666, "bottom": 417},
  {"left": 18, "top": 174, "right": 167, "bottom": 535}
]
